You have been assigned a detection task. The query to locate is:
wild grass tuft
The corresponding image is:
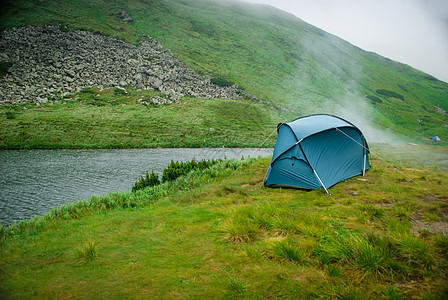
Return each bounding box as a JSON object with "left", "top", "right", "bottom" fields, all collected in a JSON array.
[
  {"left": 74, "top": 240, "right": 98, "bottom": 263},
  {"left": 222, "top": 218, "right": 259, "bottom": 243},
  {"left": 242, "top": 244, "right": 264, "bottom": 260},
  {"left": 393, "top": 204, "right": 412, "bottom": 219},
  {"left": 270, "top": 239, "right": 307, "bottom": 263},
  {"left": 433, "top": 234, "right": 448, "bottom": 258},
  {"left": 322, "top": 282, "right": 362, "bottom": 300},
  {"left": 397, "top": 234, "right": 435, "bottom": 269},
  {"left": 317, "top": 233, "right": 397, "bottom": 275},
  {"left": 227, "top": 275, "right": 248, "bottom": 295},
  {"left": 325, "top": 264, "right": 342, "bottom": 277},
  {"left": 357, "top": 204, "right": 384, "bottom": 219},
  {"left": 383, "top": 286, "right": 405, "bottom": 300}
]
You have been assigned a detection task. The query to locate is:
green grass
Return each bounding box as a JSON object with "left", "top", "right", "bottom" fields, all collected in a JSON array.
[
  {"left": 0, "top": 86, "right": 290, "bottom": 149},
  {"left": 1, "top": 145, "right": 447, "bottom": 298}
]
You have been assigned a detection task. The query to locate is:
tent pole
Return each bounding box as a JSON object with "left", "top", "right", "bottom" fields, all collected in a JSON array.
[
  {"left": 363, "top": 153, "right": 367, "bottom": 176},
  {"left": 298, "top": 143, "right": 331, "bottom": 195},
  {"left": 313, "top": 169, "right": 331, "bottom": 195}
]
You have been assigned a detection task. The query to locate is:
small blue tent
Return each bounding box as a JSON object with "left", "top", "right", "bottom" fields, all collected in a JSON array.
[{"left": 264, "top": 114, "right": 370, "bottom": 193}]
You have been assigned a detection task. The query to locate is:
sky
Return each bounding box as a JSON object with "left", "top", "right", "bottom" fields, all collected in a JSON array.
[{"left": 243, "top": 0, "right": 448, "bottom": 83}]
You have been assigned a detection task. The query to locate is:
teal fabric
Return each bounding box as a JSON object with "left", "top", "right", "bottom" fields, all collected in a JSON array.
[{"left": 265, "top": 115, "right": 370, "bottom": 190}]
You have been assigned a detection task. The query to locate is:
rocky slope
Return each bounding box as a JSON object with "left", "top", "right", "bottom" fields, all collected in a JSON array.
[{"left": 0, "top": 26, "right": 245, "bottom": 105}]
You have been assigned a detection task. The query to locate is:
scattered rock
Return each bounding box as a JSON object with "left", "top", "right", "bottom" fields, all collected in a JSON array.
[
  {"left": 116, "top": 9, "right": 133, "bottom": 24},
  {"left": 0, "top": 26, "right": 247, "bottom": 105},
  {"left": 434, "top": 105, "right": 447, "bottom": 116}
]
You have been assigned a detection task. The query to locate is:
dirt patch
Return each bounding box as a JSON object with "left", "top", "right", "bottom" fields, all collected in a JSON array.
[
  {"left": 412, "top": 213, "right": 448, "bottom": 235},
  {"left": 344, "top": 188, "right": 359, "bottom": 196},
  {"left": 412, "top": 220, "right": 448, "bottom": 235},
  {"left": 376, "top": 203, "right": 393, "bottom": 208},
  {"left": 420, "top": 193, "right": 440, "bottom": 203}
]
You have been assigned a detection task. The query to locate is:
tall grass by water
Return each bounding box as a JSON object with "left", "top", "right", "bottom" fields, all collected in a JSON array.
[{"left": 0, "top": 158, "right": 244, "bottom": 243}]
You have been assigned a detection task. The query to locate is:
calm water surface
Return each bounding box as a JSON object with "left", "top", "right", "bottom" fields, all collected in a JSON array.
[{"left": 0, "top": 148, "right": 272, "bottom": 226}]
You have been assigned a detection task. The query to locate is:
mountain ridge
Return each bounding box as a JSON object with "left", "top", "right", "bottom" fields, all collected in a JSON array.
[{"left": 1, "top": 0, "right": 447, "bottom": 143}]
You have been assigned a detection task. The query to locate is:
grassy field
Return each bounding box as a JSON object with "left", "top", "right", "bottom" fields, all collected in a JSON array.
[
  {"left": 1, "top": 85, "right": 446, "bottom": 149},
  {"left": 0, "top": 86, "right": 293, "bottom": 149},
  {"left": 1, "top": 145, "right": 447, "bottom": 298}
]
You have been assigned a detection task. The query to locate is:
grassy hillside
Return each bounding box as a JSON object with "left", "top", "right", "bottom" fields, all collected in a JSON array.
[
  {"left": 0, "top": 87, "right": 287, "bottom": 149},
  {"left": 1, "top": 145, "right": 447, "bottom": 298},
  {"left": 2, "top": 0, "right": 447, "bottom": 146}
]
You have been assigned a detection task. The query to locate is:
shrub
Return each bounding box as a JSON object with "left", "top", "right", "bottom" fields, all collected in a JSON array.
[
  {"left": 132, "top": 170, "right": 160, "bottom": 192},
  {"left": 376, "top": 89, "right": 404, "bottom": 100},
  {"left": 132, "top": 159, "right": 221, "bottom": 192},
  {"left": 367, "top": 95, "right": 382, "bottom": 104},
  {"left": 211, "top": 77, "right": 234, "bottom": 87},
  {"left": 161, "top": 159, "right": 220, "bottom": 183},
  {"left": 0, "top": 61, "right": 12, "bottom": 79},
  {"left": 5, "top": 111, "right": 15, "bottom": 119}
]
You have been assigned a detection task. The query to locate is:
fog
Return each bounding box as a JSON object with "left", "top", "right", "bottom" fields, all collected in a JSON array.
[
  {"left": 237, "top": 0, "right": 447, "bottom": 144},
  {"left": 244, "top": 0, "right": 448, "bottom": 83}
]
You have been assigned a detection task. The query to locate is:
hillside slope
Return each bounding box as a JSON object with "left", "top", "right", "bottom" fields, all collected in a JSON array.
[{"left": 1, "top": 0, "right": 447, "bottom": 142}]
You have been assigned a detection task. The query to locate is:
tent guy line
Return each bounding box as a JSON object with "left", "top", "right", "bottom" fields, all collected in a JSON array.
[
  {"left": 224, "top": 126, "right": 279, "bottom": 183},
  {"left": 335, "top": 127, "right": 439, "bottom": 198}
]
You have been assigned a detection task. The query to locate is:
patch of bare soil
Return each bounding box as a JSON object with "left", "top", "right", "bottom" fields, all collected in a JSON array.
[{"left": 412, "top": 213, "right": 448, "bottom": 236}]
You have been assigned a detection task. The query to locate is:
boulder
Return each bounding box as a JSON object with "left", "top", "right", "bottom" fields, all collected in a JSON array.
[{"left": 116, "top": 9, "right": 133, "bottom": 24}]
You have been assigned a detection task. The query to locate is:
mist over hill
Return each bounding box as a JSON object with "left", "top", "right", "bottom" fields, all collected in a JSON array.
[{"left": 1, "top": 0, "right": 447, "bottom": 144}]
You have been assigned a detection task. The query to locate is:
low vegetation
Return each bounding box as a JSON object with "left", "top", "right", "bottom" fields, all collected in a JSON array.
[
  {"left": 1, "top": 145, "right": 447, "bottom": 298},
  {"left": 132, "top": 159, "right": 221, "bottom": 192},
  {"left": 0, "top": 86, "right": 288, "bottom": 149},
  {"left": 376, "top": 89, "right": 405, "bottom": 100}
]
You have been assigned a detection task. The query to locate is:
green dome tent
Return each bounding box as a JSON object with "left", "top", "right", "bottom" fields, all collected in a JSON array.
[{"left": 264, "top": 114, "right": 370, "bottom": 193}]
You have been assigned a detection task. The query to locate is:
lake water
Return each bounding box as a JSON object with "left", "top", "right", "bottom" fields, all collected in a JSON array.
[{"left": 0, "top": 148, "right": 273, "bottom": 226}]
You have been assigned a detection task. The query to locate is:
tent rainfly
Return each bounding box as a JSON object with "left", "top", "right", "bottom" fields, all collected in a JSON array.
[{"left": 264, "top": 114, "right": 370, "bottom": 193}]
